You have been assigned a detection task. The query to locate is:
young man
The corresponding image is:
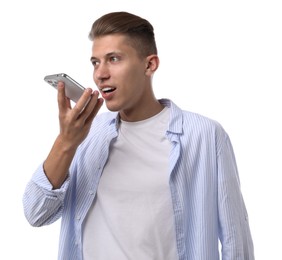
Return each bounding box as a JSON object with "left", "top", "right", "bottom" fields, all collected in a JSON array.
[{"left": 23, "top": 11, "right": 254, "bottom": 260}]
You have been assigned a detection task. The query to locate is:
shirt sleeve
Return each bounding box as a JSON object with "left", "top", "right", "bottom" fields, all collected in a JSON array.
[
  {"left": 217, "top": 133, "right": 255, "bottom": 260},
  {"left": 22, "top": 163, "right": 70, "bottom": 227}
]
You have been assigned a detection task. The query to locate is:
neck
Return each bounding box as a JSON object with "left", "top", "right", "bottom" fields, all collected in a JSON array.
[{"left": 119, "top": 99, "right": 164, "bottom": 122}]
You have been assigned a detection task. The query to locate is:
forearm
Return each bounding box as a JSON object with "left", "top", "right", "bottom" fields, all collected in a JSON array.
[
  {"left": 44, "top": 135, "right": 78, "bottom": 189},
  {"left": 219, "top": 199, "right": 254, "bottom": 260},
  {"left": 218, "top": 134, "right": 254, "bottom": 259}
]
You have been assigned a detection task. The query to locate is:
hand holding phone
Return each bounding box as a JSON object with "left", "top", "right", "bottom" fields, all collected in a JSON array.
[{"left": 44, "top": 73, "right": 86, "bottom": 103}]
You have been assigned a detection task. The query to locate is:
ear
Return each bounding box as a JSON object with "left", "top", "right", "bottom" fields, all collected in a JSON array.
[{"left": 145, "top": 54, "right": 159, "bottom": 75}]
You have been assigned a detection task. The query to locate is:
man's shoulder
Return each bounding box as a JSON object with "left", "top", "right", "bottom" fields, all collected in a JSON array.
[
  {"left": 166, "top": 99, "right": 226, "bottom": 136},
  {"left": 182, "top": 109, "right": 220, "bottom": 126},
  {"left": 165, "top": 99, "right": 221, "bottom": 127}
]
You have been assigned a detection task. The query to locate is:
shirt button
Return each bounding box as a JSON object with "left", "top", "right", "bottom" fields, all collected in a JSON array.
[
  {"left": 76, "top": 216, "right": 81, "bottom": 221},
  {"left": 89, "top": 190, "right": 94, "bottom": 195}
]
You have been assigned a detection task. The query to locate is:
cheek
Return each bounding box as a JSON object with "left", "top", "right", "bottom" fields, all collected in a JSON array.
[
  {"left": 93, "top": 70, "right": 99, "bottom": 86},
  {"left": 92, "top": 70, "right": 96, "bottom": 81},
  {"left": 123, "top": 65, "right": 145, "bottom": 84}
]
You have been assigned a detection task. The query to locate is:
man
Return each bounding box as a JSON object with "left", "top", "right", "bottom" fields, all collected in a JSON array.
[{"left": 23, "top": 11, "right": 254, "bottom": 260}]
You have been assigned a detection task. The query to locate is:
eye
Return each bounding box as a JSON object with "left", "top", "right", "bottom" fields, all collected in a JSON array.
[
  {"left": 110, "top": 56, "right": 120, "bottom": 63},
  {"left": 91, "top": 59, "right": 99, "bottom": 67}
]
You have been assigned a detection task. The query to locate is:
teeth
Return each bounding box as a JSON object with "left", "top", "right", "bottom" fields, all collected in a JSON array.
[{"left": 101, "top": 87, "right": 113, "bottom": 92}]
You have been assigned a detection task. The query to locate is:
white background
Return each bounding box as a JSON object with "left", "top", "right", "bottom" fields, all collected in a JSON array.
[{"left": 0, "top": 0, "right": 281, "bottom": 259}]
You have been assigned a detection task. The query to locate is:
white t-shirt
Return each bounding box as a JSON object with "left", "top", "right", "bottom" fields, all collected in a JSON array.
[{"left": 83, "top": 107, "right": 178, "bottom": 260}]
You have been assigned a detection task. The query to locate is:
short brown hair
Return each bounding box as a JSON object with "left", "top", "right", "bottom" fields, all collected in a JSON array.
[{"left": 88, "top": 11, "right": 158, "bottom": 58}]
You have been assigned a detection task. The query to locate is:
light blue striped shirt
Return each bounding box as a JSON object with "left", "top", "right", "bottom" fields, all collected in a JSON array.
[{"left": 23, "top": 99, "right": 254, "bottom": 260}]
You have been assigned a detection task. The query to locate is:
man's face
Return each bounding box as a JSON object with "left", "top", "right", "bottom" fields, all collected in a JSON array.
[{"left": 91, "top": 34, "right": 151, "bottom": 119}]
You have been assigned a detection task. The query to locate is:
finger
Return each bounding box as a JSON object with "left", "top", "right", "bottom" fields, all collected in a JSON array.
[
  {"left": 72, "top": 88, "right": 93, "bottom": 116},
  {"left": 77, "top": 90, "right": 100, "bottom": 121},
  {"left": 57, "top": 82, "right": 70, "bottom": 112},
  {"left": 85, "top": 97, "right": 104, "bottom": 126}
]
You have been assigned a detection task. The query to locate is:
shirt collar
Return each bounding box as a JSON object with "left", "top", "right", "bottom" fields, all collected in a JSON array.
[
  {"left": 159, "top": 99, "right": 183, "bottom": 135},
  {"left": 108, "top": 99, "right": 183, "bottom": 135}
]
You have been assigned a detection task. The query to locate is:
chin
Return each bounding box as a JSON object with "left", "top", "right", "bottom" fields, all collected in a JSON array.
[{"left": 105, "top": 101, "right": 121, "bottom": 112}]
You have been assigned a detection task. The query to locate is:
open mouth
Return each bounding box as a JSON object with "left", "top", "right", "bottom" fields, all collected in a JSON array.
[{"left": 100, "top": 87, "right": 116, "bottom": 93}]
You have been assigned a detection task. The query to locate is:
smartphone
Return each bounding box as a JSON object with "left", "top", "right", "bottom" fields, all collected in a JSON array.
[{"left": 44, "top": 73, "right": 85, "bottom": 103}]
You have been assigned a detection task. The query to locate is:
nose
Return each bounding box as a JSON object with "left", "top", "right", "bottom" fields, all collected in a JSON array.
[{"left": 94, "top": 63, "right": 110, "bottom": 82}]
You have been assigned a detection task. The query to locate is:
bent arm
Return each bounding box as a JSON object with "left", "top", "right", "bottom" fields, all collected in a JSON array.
[
  {"left": 23, "top": 83, "right": 104, "bottom": 225},
  {"left": 44, "top": 83, "right": 103, "bottom": 189}
]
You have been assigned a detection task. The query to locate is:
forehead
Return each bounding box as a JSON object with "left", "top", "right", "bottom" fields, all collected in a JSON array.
[{"left": 91, "top": 34, "right": 135, "bottom": 57}]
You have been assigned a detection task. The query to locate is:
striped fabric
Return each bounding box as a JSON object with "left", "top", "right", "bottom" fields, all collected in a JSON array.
[{"left": 23, "top": 99, "right": 254, "bottom": 260}]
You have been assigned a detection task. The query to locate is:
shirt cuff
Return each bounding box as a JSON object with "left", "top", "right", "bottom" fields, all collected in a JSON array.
[{"left": 31, "top": 163, "right": 70, "bottom": 193}]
